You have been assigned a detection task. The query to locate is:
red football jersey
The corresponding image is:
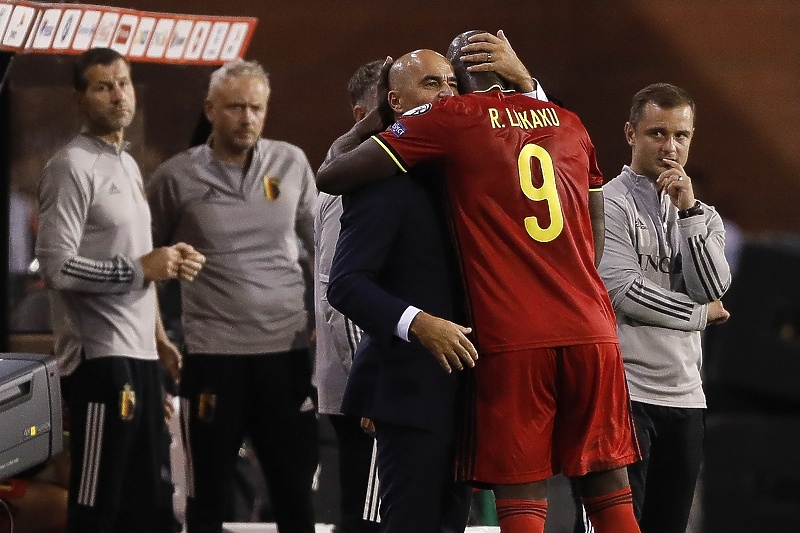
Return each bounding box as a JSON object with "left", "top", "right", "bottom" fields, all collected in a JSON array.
[{"left": 374, "top": 90, "right": 618, "bottom": 354}]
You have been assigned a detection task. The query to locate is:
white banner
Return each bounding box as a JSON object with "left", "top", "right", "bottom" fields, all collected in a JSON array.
[{"left": 0, "top": 0, "right": 257, "bottom": 64}]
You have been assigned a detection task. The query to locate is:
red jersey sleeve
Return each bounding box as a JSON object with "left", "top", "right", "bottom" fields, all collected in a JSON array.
[
  {"left": 585, "top": 135, "right": 604, "bottom": 189},
  {"left": 373, "top": 99, "right": 467, "bottom": 173}
]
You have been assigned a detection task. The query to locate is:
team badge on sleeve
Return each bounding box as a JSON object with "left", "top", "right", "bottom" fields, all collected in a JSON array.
[{"left": 389, "top": 122, "right": 407, "bottom": 137}]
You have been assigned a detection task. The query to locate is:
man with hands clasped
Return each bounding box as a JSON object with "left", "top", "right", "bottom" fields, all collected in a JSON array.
[
  {"left": 597, "top": 83, "right": 732, "bottom": 533},
  {"left": 36, "top": 47, "right": 205, "bottom": 533},
  {"left": 148, "top": 59, "right": 319, "bottom": 533}
]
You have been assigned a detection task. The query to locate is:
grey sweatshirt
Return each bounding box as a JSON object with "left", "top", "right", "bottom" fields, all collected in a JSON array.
[
  {"left": 36, "top": 132, "right": 157, "bottom": 377},
  {"left": 599, "top": 166, "right": 731, "bottom": 408},
  {"left": 148, "top": 138, "right": 316, "bottom": 355}
]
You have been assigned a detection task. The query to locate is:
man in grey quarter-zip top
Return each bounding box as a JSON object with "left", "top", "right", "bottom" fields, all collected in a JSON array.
[{"left": 147, "top": 59, "right": 318, "bottom": 533}]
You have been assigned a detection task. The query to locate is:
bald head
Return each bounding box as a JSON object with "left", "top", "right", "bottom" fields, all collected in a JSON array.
[
  {"left": 387, "top": 50, "right": 444, "bottom": 89},
  {"left": 446, "top": 30, "right": 507, "bottom": 93},
  {"left": 386, "top": 49, "right": 457, "bottom": 117}
]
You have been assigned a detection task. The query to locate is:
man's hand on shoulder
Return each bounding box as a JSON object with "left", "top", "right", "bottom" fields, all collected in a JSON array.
[
  {"left": 354, "top": 106, "right": 389, "bottom": 141},
  {"left": 409, "top": 311, "right": 478, "bottom": 373}
]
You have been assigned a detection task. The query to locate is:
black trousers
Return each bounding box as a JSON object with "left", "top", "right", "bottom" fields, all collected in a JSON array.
[
  {"left": 328, "top": 414, "right": 381, "bottom": 533},
  {"left": 62, "top": 356, "right": 174, "bottom": 533},
  {"left": 374, "top": 420, "right": 471, "bottom": 533},
  {"left": 627, "top": 401, "right": 705, "bottom": 533},
  {"left": 181, "top": 350, "right": 318, "bottom": 533}
]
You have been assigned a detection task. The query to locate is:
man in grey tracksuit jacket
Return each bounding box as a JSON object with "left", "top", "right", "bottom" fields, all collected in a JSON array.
[
  {"left": 597, "top": 83, "right": 731, "bottom": 533},
  {"left": 147, "top": 59, "right": 318, "bottom": 533},
  {"left": 37, "top": 48, "right": 202, "bottom": 533}
]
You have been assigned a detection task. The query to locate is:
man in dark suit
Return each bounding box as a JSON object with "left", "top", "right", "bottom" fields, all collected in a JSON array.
[
  {"left": 327, "top": 38, "right": 537, "bottom": 532},
  {"left": 328, "top": 50, "right": 476, "bottom": 533}
]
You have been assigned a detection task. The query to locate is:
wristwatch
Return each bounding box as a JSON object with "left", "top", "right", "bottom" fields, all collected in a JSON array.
[{"left": 678, "top": 200, "right": 704, "bottom": 219}]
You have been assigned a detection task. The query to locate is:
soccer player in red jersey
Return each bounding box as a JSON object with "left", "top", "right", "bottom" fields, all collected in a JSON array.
[{"left": 318, "top": 31, "right": 642, "bottom": 533}]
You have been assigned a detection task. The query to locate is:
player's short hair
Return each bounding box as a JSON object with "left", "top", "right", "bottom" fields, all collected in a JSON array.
[
  {"left": 629, "top": 83, "right": 695, "bottom": 127},
  {"left": 73, "top": 48, "right": 128, "bottom": 92},
  {"left": 347, "top": 60, "right": 382, "bottom": 108},
  {"left": 207, "top": 59, "right": 270, "bottom": 99}
]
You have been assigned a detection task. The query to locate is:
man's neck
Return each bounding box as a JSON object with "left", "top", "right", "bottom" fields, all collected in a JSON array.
[
  {"left": 213, "top": 147, "right": 248, "bottom": 165},
  {"left": 629, "top": 164, "right": 657, "bottom": 181},
  {"left": 209, "top": 138, "right": 251, "bottom": 165},
  {"left": 89, "top": 128, "right": 125, "bottom": 150}
]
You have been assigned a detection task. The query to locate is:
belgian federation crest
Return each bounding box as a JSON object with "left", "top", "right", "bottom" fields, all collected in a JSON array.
[
  {"left": 197, "top": 392, "right": 218, "bottom": 422},
  {"left": 263, "top": 176, "right": 280, "bottom": 200},
  {"left": 120, "top": 384, "right": 136, "bottom": 420}
]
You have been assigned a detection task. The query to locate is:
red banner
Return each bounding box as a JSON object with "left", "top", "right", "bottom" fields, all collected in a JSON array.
[{"left": 0, "top": 0, "right": 257, "bottom": 64}]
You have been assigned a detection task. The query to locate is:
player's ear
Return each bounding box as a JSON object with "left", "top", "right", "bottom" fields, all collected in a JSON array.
[
  {"left": 387, "top": 90, "right": 403, "bottom": 114},
  {"left": 204, "top": 98, "right": 215, "bottom": 124},
  {"left": 624, "top": 122, "right": 635, "bottom": 147},
  {"left": 73, "top": 90, "right": 84, "bottom": 110},
  {"left": 352, "top": 104, "right": 366, "bottom": 122}
]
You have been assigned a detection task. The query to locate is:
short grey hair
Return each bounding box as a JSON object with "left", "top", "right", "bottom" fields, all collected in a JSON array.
[{"left": 207, "top": 59, "right": 270, "bottom": 99}]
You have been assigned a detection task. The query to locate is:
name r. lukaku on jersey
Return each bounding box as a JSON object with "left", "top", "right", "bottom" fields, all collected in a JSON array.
[{"left": 488, "top": 106, "right": 561, "bottom": 130}]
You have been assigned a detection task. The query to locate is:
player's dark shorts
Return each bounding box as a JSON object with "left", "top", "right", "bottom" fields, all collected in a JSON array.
[{"left": 467, "top": 343, "right": 640, "bottom": 485}]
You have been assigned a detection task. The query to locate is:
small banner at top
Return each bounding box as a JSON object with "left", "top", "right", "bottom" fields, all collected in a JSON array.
[{"left": 0, "top": 0, "right": 257, "bottom": 65}]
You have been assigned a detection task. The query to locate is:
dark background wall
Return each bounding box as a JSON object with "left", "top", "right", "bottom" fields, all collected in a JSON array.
[{"left": 88, "top": 0, "right": 800, "bottom": 235}]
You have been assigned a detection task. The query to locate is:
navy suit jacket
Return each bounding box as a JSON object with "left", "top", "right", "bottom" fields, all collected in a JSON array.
[{"left": 328, "top": 172, "right": 466, "bottom": 433}]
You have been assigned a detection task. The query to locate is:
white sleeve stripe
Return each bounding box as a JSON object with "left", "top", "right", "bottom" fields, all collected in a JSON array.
[{"left": 345, "top": 317, "right": 361, "bottom": 358}]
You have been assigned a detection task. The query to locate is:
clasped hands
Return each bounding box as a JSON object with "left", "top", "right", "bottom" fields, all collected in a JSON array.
[{"left": 141, "top": 242, "right": 206, "bottom": 283}]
